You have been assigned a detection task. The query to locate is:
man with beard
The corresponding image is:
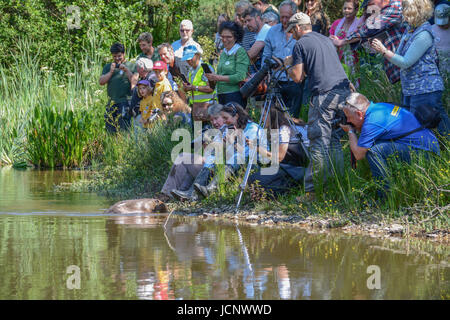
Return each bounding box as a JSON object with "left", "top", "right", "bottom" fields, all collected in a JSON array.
[{"left": 99, "top": 42, "right": 138, "bottom": 133}]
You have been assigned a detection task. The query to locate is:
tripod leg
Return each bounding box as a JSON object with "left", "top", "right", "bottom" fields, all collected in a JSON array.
[{"left": 235, "top": 95, "right": 274, "bottom": 212}]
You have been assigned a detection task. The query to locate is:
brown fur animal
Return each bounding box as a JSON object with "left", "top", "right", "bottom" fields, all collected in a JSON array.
[{"left": 105, "top": 198, "right": 168, "bottom": 214}]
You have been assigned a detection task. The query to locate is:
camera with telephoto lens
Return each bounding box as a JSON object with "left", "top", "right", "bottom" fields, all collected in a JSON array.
[
  {"left": 148, "top": 108, "right": 160, "bottom": 122},
  {"left": 331, "top": 110, "right": 349, "bottom": 129},
  {"left": 240, "top": 58, "right": 281, "bottom": 99}
]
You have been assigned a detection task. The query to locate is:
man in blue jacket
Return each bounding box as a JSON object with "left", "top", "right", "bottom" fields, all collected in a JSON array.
[{"left": 340, "top": 93, "right": 440, "bottom": 196}]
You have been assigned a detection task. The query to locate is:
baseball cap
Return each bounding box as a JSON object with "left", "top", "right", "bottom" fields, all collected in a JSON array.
[
  {"left": 285, "top": 12, "right": 311, "bottom": 33},
  {"left": 137, "top": 79, "right": 151, "bottom": 87},
  {"left": 152, "top": 60, "right": 168, "bottom": 71},
  {"left": 435, "top": 4, "right": 449, "bottom": 26},
  {"left": 181, "top": 45, "right": 200, "bottom": 61}
]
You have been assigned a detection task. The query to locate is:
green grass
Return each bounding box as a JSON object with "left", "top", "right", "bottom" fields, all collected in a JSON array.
[{"left": 83, "top": 119, "right": 192, "bottom": 199}]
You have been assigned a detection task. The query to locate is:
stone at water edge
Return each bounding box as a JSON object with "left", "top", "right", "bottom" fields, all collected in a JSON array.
[{"left": 386, "top": 224, "right": 404, "bottom": 234}]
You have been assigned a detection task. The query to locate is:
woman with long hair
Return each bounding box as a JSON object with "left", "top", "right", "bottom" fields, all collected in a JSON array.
[
  {"left": 248, "top": 107, "right": 309, "bottom": 195},
  {"left": 370, "top": 0, "right": 449, "bottom": 138},
  {"left": 160, "top": 91, "right": 191, "bottom": 124}
]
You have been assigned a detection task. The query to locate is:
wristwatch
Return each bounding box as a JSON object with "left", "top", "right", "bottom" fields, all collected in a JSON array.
[
  {"left": 195, "top": 86, "right": 199, "bottom": 91},
  {"left": 348, "top": 129, "right": 355, "bottom": 134}
]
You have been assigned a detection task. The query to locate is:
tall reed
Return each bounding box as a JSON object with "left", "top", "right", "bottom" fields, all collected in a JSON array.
[{"left": 0, "top": 32, "right": 107, "bottom": 168}]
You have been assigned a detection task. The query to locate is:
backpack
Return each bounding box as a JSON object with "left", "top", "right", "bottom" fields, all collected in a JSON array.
[
  {"left": 391, "top": 104, "right": 441, "bottom": 141},
  {"left": 413, "top": 104, "right": 441, "bottom": 129}
]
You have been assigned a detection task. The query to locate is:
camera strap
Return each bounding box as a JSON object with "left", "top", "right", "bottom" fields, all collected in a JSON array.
[{"left": 388, "top": 126, "right": 424, "bottom": 142}]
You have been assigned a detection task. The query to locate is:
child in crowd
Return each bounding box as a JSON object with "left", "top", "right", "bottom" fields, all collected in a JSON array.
[
  {"left": 140, "top": 61, "right": 172, "bottom": 127},
  {"left": 137, "top": 79, "right": 153, "bottom": 128}
]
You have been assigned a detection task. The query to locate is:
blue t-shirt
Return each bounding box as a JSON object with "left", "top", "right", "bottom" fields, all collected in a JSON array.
[
  {"left": 256, "top": 24, "right": 271, "bottom": 42},
  {"left": 358, "top": 102, "right": 440, "bottom": 153}
]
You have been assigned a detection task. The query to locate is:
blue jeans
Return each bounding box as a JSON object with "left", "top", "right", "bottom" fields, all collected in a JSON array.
[
  {"left": 279, "top": 81, "right": 304, "bottom": 118},
  {"left": 366, "top": 142, "right": 425, "bottom": 197},
  {"left": 218, "top": 91, "right": 247, "bottom": 109},
  {"left": 402, "top": 91, "right": 449, "bottom": 139}
]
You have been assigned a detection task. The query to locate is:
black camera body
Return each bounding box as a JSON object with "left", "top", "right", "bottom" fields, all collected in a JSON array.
[{"left": 331, "top": 111, "right": 349, "bottom": 129}]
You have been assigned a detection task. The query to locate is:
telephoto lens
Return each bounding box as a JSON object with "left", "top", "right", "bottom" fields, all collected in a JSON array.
[{"left": 239, "top": 58, "right": 281, "bottom": 99}]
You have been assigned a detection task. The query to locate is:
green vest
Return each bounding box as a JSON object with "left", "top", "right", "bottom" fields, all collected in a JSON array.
[{"left": 188, "top": 62, "right": 216, "bottom": 103}]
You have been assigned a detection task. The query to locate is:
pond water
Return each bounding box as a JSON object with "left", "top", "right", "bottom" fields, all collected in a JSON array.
[{"left": 0, "top": 168, "right": 448, "bottom": 300}]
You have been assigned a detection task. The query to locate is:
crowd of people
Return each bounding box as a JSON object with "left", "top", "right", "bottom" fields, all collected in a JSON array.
[{"left": 98, "top": 0, "right": 449, "bottom": 203}]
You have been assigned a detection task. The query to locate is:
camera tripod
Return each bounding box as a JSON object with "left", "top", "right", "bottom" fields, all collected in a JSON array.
[{"left": 235, "top": 68, "right": 310, "bottom": 212}]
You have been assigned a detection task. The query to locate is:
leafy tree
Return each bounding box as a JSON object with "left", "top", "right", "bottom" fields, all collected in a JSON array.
[{"left": 0, "top": 0, "right": 200, "bottom": 72}]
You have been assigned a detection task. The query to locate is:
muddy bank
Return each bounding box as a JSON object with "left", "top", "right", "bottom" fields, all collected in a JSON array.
[{"left": 167, "top": 202, "right": 449, "bottom": 243}]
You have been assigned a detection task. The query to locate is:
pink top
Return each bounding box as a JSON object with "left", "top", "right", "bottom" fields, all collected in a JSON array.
[{"left": 329, "top": 17, "right": 363, "bottom": 66}]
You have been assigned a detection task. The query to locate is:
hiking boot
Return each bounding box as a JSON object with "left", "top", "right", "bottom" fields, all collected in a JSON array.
[
  {"left": 171, "top": 186, "right": 199, "bottom": 201},
  {"left": 194, "top": 165, "right": 234, "bottom": 198}
]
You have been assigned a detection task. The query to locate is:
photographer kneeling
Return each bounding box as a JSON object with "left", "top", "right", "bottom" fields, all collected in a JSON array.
[
  {"left": 248, "top": 107, "right": 309, "bottom": 196},
  {"left": 340, "top": 93, "right": 440, "bottom": 197}
]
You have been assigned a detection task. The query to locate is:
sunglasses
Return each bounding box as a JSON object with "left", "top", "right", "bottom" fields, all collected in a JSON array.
[
  {"left": 345, "top": 101, "right": 358, "bottom": 109},
  {"left": 162, "top": 102, "right": 173, "bottom": 108}
]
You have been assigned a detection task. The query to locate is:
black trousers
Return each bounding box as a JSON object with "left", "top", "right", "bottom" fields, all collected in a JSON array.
[
  {"left": 248, "top": 165, "right": 305, "bottom": 196},
  {"left": 279, "top": 81, "right": 304, "bottom": 118},
  {"left": 105, "top": 102, "right": 131, "bottom": 134}
]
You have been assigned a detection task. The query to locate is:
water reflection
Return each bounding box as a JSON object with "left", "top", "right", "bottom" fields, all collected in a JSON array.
[
  {"left": 0, "top": 167, "right": 110, "bottom": 214},
  {"left": 0, "top": 168, "right": 448, "bottom": 300},
  {"left": 103, "top": 214, "right": 449, "bottom": 300}
]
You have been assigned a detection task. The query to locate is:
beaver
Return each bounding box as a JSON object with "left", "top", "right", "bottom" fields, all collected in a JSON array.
[{"left": 104, "top": 198, "right": 168, "bottom": 214}]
